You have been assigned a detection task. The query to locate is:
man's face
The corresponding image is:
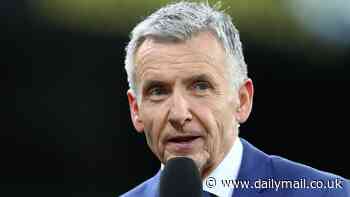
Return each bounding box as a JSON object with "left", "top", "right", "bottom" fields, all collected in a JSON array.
[{"left": 128, "top": 32, "right": 253, "bottom": 177}]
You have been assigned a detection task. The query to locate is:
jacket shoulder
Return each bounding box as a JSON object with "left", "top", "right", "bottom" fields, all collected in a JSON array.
[
  {"left": 269, "top": 155, "right": 350, "bottom": 196},
  {"left": 120, "top": 172, "right": 160, "bottom": 197},
  {"left": 270, "top": 155, "right": 342, "bottom": 180}
]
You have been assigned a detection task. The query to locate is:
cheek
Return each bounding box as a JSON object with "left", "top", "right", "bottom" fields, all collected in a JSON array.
[
  {"left": 195, "top": 98, "right": 234, "bottom": 148},
  {"left": 197, "top": 98, "right": 228, "bottom": 130},
  {"left": 192, "top": 101, "right": 221, "bottom": 144},
  {"left": 140, "top": 104, "right": 168, "bottom": 150},
  {"left": 141, "top": 117, "right": 157, "bottom": 146}
]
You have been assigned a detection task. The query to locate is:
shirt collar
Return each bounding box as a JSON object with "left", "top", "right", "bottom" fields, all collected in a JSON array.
[
  {"left": 160, "top": 137, "right": 243, "bottom": 197},
  {"left": 203, "top": 137, "right": 243, "bottom": 197}
]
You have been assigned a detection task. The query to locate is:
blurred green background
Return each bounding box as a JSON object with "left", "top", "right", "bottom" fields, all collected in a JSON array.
[{"left": 34, "top": 0, "right": 350, "bottom": 50}]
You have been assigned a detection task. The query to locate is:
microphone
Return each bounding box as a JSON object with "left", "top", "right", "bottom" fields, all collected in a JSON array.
[{"left": 159, "top": 157, "right": 202, "bottom": 197}]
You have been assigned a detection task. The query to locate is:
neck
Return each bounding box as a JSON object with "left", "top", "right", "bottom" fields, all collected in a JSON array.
[{"left": 200, "top": 136, "right": 237, "bottom": 180}]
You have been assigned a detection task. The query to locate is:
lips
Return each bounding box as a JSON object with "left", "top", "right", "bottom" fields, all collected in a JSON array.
[
  {"left": 165, "top": 134, "right": 202, "bottom": 153},
  {"left": 168, "top": 136, "right": 200, "bottom": 143}
]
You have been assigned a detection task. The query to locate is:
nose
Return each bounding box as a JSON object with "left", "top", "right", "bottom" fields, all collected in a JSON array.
[{"left": 168, "top": 91, "right": 192, "bottom": 131}]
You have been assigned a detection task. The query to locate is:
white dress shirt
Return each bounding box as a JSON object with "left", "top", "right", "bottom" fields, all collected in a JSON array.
[
  {"left": 203, "top": 138, "right": 243, "bottom": 197},
  {"left": 160, "top": 138, "right": 243, "bottom": 197}
]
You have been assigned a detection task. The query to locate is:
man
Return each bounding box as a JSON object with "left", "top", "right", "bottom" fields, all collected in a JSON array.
[{"left": 121, "top": 1, "right": 349, "bottom": 197}]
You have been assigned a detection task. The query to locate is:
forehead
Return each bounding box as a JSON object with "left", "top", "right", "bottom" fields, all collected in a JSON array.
[{"left": 134, "top": 31, "right": 228, "bottom": 84}]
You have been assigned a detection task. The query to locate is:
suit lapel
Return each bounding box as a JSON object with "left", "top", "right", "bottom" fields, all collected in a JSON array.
[
  {"left": 233, "top": 138, "right": 273, "bottom": 197},
  {"left": 145, "top": 170, "right": 161, "bottom": 197},
  {"left": 146, "top": 138, "right": 274, "bottom": 197}
]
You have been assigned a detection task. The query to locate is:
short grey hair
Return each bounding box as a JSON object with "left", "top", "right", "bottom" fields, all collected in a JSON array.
[{"left": 125, "top": 1, "right": 248, "bottom": 96}]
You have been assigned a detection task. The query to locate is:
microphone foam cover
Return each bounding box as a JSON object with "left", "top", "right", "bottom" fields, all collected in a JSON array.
[{"left": 159, "top": 157, "right": 202, "bottom": 197}]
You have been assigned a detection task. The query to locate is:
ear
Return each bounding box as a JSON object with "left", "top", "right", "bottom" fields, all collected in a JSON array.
[
  {"left": 235, "top": 79, "right": 254, "bottom": 123},
  {"left": 127, "top": 90, "right": 144, "bottom": 133}
]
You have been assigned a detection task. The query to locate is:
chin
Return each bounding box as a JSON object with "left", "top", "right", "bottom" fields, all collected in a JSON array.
[{"left": 162, "top": 148, "right": 210, "bottom": 167}]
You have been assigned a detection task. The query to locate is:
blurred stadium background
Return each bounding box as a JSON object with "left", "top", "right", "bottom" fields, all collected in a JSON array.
[{"left": 2, "top": 0, "right": 349, "bottom": 196}]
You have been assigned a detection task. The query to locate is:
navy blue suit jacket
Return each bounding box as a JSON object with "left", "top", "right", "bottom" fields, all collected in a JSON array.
[{"left": 121, "top": 138, "right": 350, "bottom": 196}]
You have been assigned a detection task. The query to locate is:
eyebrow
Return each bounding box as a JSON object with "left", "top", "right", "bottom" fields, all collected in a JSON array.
[
  {"left": 142, "top": 80, "right": 166, "bottom": 91},
  {"left": 142, "top": 73, "right": 214, "bottom": 89},
  {"left": 185, "top": 74, "right": 213, "bottom": 83}
]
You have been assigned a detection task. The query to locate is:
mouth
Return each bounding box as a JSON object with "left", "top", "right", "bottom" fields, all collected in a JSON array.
[
  {"left": 168, "top": 136, "right": 200, "bottom": 143},
  {"left": 165, "top": 135, "right": 202, "bottom": 153}
]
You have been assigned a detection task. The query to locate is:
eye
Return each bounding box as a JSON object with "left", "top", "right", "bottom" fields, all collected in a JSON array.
[
  {"left": 192, "top": 81, "right": 210, "bottom": 91},
  {"left": 149, "top": 86, "right": 166, "bottom": 96},
  {"left": 146, "top": 85, "right": 169, "bottom": 102}
]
